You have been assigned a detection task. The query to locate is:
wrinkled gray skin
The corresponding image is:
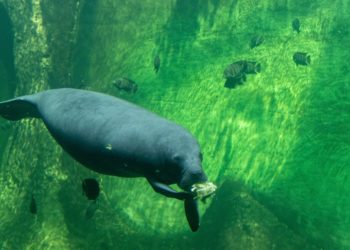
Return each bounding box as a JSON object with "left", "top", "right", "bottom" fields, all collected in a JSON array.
[{"left": 0, "top": 88, "right": 208, "bottom": 231}]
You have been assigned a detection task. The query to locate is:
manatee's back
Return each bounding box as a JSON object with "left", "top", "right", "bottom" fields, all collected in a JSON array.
[
  {"left": 0, "top": 88, "right": 195, "bottom": 177},
  {"left": 34, "top": 88, "right": 167, "bottom": 147},
  {"left": 33, "top": 88, "right": 181, "bottom": 176}
]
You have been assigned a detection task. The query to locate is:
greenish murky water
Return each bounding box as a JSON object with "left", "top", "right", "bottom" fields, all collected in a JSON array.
[{"left": 1, "top": 0, "right": 350, "bottom": 249}]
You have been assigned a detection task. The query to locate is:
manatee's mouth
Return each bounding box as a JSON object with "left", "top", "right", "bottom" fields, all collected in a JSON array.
[{"left": 190, "top": 182, "right": 217, "bottom": 201}]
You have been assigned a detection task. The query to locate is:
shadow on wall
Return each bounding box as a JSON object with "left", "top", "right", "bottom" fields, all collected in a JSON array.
[
  {"left": 155, "top": 0, "right": 225, "bottom": 66},
  {"left": 40, "top": 0, "right": 83, "bottom": 89},
  {"left": 257, "top": 12, "right": 350, "bottom": 249},
  {"left": 56, "top": 153, "right": 146, "bottom": 249},
  {"left": 0, "top": 146, "right": 42, "bottom": 249},
  {"left": 71, "top": 0, "right": 98, "bottom": 89},
  {"left": 0, "top": 3, "right": 16, "bottom": 97},
  {"left": 0, "top": 3, "right": 16, "bottom": 163},
  {"left": 191, "top": 180, "right": 318, "bottom": 250},
  {"left": 0, "top": 193, "right": 38, "bottom": 249}
]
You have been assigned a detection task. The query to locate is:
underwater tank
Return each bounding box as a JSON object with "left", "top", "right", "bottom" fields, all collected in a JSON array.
[{"left": 0, "top": 0, "right": 350, "bottom": 249}]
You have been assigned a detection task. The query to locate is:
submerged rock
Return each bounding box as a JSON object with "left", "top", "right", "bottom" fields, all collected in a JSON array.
[{"left": 192, "top": 180, "right": 318, "bottom": 250}]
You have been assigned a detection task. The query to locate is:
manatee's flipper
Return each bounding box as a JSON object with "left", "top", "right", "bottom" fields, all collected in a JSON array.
[
  {"left": 0, "top": 98, "right": 39, "bottom": 121},
  {"left": 147, "top": 178, "right": 192, "bottom": 200},
  {"left": 184, "top": 198, "right": 199, "bottom": 232}
]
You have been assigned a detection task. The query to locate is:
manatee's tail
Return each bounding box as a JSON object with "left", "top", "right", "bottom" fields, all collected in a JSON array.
[
  {"left": 184, "top": 198, "right": 200, "bottom": 232},
  {"left": 0, "top": 97, "right": 39, "bottom": 121}
]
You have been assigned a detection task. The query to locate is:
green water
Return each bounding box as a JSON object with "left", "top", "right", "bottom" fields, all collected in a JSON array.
[{"left": 0, "top": 0, "right": 350, "bottom": 249}]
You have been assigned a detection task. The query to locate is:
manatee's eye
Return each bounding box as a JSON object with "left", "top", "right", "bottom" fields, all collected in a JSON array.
[{"left": 172, "top": 154, "right": 182, "bottom": 163}]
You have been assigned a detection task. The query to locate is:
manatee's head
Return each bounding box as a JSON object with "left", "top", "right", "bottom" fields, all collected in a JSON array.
[
  {"left": 178, "top": 162, "right": 208, "bottom": 191},
  {"left": 173, "top": 146, "right": 217, "bottom": 201},
  {"left": 166, "top": 127, "right": 217, "bottom": 200}
]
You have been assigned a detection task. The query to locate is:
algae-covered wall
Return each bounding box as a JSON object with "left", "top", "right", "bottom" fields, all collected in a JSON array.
[{"left": 0, "top": 0, "right": 350, "bottom": 249}]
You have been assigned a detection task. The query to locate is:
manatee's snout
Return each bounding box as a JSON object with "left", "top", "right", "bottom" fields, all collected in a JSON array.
[
  {"left": 179, "top": 170, "right": 217, "bottom": 201},
  {"left": 178, "top": 167, "right": 217, "bottom": 202},
  {"left": 178, "top": 169, "right": 208, "bottom": 192}
]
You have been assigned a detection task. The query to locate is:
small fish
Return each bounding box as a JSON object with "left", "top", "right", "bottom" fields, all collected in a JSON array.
[
  {"left": 154, "top": 55, "right": 160, "bottom": 73},
  {"left": 82, "top": 178, "right": 100, "bottom": 201},
  {"left": 250, "top": 35, "right": 264, "bottom": 49},
  {"left": 112, "top": 77, "right": 138, "bottom": 93},
  {"left": 293, "top": 52, "right": 310, "bottom": 66},
  {"left": 224, "top": 61, "right": 247, "bottom": 79},
  {"left": 223, "top": 61, "right": 248, "bottom": 89},
  {"left": 244, "top": 61, "right": 261, "bottom": 74},
  {"left": 30, "top": 194, "right": 37, "bottom": 215},
  {"left": 292, "top": 18, "right": 300, "bottom": 33}
]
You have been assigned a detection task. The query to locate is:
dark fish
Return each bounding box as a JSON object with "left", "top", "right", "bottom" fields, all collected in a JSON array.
[
  {"left": 224, "top": 61, "right": 247, "bottom": 79},
  {"left": 250, "top": 35, "right": 264, "bottom": 49},
  {"left": 224, "top": 75, "right": 246, "bottom": 89},
  {"left": 292, "top": 18, "right": 300, "bottom": 33},
  {"left": 30, "top": 194, "right": 37, "bottom": 215},
  {"left": 293, "top": 52, "right": 310, "bottom": 66},
  {"left": 223, "top": 61, "right": 248, "bottom": 89},
  {"left": 82, "top": 178, "right": 100, "bottom": 200},
  {"left": 112, "top": 77, "right": 138, "bottom": 93},
  {"left": 154, "top": 55, "right": 160, "bottom": 73},
  {"left": 244, "top": 61, "right": 261, "bottom": 74}
]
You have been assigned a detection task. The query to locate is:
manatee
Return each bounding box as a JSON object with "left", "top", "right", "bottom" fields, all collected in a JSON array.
[{"left": 0, "top": 88, "right": 216, "bottom": 231}]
